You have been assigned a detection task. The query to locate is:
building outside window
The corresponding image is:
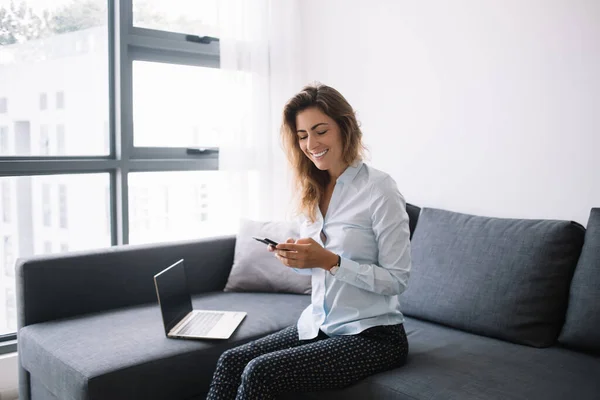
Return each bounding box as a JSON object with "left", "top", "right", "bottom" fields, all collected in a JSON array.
[
  {"left": 42, "top": 184, "right": 52, "bottom": 227},
  {"left": 3, "top": 236, "right": 13, "bottom": 277},
  {"left": 5, "top": 288, "right": 15, "bottom": 311},
  {"left": 57, "top": 124, "right": 66, "bottom": 155},
  {"left": 1, "top": 181, "right": 10, "bottom": 224},
  {"left": 5, "top": 287, "right": 16, "bottom": 332},
  {"left": 56, "top": 91, "right": 65, "bottom": 109},
  {"left": 39, "top": 93, "right": 47, "bottom": 110},
  {"left": 0, "top": 97, "right": 7, "bottom": 113},
  {"left": 40, "top": 125, "right": 50, "bottom": 155},
  {"left": 59, "top": 184, "right": 68, "bottom": 229},
  {"left": 0, "top": 126, "right": 8, "bottom": 155}
]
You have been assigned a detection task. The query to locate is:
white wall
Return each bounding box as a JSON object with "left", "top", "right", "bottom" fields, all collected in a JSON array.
[{"left": 299, "top": 0, "right": 600, "bottom": 225}]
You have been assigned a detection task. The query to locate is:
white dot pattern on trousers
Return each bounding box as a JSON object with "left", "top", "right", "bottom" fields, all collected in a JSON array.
[{"left": 206, "top": 324, "right": 408, "bottom": 400}]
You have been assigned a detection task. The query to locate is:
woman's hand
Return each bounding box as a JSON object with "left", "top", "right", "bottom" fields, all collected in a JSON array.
[{"left": 268, "top": 237, "right": 338, "bottom": 270}]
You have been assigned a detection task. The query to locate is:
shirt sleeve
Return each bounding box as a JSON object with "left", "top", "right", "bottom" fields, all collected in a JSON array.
[{"left": 332, "top": 176, "right": 411, "bottom": 296}]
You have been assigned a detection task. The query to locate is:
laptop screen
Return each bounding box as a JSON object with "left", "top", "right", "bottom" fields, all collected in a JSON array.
[{"left": 154, "top": 259, "right": 193, "bottom": 334}]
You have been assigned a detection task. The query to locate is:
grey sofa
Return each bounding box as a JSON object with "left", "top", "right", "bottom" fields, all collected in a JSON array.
[{"left": 16, "top": 205, "right": 600, "bottom": 400}]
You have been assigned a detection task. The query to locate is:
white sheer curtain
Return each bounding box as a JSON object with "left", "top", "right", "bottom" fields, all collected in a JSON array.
[{"left": 216, "top": 0, "right": 305, "bottom": 229}]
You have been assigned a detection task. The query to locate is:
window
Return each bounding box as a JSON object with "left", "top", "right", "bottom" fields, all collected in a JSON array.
[
  {"left": 129, "top": 186, "right": 150, "bottom": 234},
  {"left": 57, "top": 124, "right": 66, "bottom": 155},
  {"left": 1, "top": 3, "right": 109, "bottom": 157},
  {"left": 1, "top": 181, "right": 10, "bottom": 223},
  {"left": 3, "top": 236, "right": 13, "bottom": 277},
  {"left": 40, "top": 125, "right": 50, "bottom": 155},
  {"left": 133, "top": 0, "right": 218, "bottom": 37},
  {"left": 39, "top": 93, "right": 47, "bottom": 111},
  {"left": 132, "top": 62, "right": 222, "bottom": 148},
  {"left": 105, "top": 187, "right": 111, "bottom": 235},
  {"left": 59, "top": 184, "right": 68, "bottom": 229},
  {"left": 5, "top": 288, "right": 16, "bottom": 333},
  {"left": 5, "top": 288, "right": 15, "bottom": 310},
  {"left": 42, "top": 184, "right": 52, "bottom": 227},
  {"left": 0, "top": 0, "right": 220, "bottom": 340},
  {"left": 129, "top": 172, "right": 225, "bottom": 245},
  {"left": 56, "top": 91, "right": 65, "bottom": 109},
  {"left": 103, "top": 121, "right": 110, "bottom": 154},
  {"left": 0, "top": 126, "right": 8, "bottom": 155}
]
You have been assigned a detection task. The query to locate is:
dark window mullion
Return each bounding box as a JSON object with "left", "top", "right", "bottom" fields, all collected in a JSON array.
[
  {"left": 127, "top": 158, "right": 218, "bottom": 172},
  {"left": 0, "top": 160, "right": 120, "bottom": 176},
  {"left": 131, "top": 146, "right": 219, "bottom": 160}
]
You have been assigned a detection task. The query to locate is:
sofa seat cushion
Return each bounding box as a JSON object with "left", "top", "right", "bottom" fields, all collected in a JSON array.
[
  {"left": 287, "top": 317, "right": 600, "bottom": 400},
  {"left": 19, "top": 292, "right": 310, "bottom": 400}
]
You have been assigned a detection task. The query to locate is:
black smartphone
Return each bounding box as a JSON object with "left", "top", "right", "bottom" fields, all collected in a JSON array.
[{"left": 252, "top": 237, "right": 279, "bottom": 247}]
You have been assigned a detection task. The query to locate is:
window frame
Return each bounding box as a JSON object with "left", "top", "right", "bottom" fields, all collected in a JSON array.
[{"left": 0, "top": 0, "right": 220, "bottom": 346}]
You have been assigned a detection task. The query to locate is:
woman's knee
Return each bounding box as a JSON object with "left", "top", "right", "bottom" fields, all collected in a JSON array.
[
  {"left": 241, "top": 355, "right": 275, "bottom": 385},
  {"left": 217, "top": 346, "right": 247, "bottom": 369}
]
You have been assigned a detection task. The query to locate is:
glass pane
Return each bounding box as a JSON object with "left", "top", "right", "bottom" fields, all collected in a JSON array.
[
  {"left": 133, "top": 0, "right": 218, "bottom": 37},
  {"left": 132, "top": 61, "right": 223, "bottom": 148},
  {"left": 128, "top": 171, "right": 252, "bottom": 245},
  {"left": 0, "top": 0, "right": 109, "bottom": 156},
  {"left": 0, "top": 173, "right": 111, "bottom": 335}
]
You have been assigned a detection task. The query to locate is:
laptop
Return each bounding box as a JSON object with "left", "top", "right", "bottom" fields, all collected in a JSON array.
[{"left": 154, "top": 259, "right": 246, "bottom": 340}]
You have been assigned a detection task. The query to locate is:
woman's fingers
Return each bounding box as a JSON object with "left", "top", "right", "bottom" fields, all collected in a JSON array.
[
  {"left": 276, "top": 249, "right": 299, "bottom": 260},
  {"left": 275, "top": 253, "right": 295, "bottom": 267}
]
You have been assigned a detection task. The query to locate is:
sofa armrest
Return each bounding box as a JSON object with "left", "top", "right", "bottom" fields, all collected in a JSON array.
[{"left": 16, "top": 235, "right": 236, "bottom": 328}]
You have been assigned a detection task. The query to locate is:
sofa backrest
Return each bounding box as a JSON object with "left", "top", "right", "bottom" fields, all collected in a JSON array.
[
  {"left": 559, "top": 208, "right": 600, "bottom": 354},
  {"left": 16, "top": 236, "right": 236, "bottom": 327},
  {"left": 401, "top": 207, "right": 585, "bottom": 348}
]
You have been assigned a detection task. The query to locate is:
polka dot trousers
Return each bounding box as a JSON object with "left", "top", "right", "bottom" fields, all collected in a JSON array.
[{"left": 206, "top": 323, "right": 408, "bottom": 400}]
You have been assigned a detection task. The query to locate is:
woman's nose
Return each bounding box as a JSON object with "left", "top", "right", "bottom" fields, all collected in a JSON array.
[{"left": 307, "top": 135, "right": 317, "bottom": 151}]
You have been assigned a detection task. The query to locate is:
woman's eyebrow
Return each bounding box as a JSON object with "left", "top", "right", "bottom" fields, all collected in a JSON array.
[{"left": 297, "top": 122, "right": 329, "bottom": 133}]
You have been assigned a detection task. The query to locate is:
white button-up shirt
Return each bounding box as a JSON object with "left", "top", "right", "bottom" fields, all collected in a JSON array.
[{"left": 294, "top": 161, "right": 412, "bottom": 339}]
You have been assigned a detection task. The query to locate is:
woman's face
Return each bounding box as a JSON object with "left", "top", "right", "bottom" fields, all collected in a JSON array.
[{"left": 296, "top": 107, "right": 345, "bottom": 177}]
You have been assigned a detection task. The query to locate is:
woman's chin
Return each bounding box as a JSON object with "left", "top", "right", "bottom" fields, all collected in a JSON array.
[{"left": 312, "top": 161, "right": 329, "bottom": 170}]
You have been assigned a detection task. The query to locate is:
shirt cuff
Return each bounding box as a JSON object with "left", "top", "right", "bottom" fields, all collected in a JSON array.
[
  {"left": 331, "top": 257, "right": 360, "bottom": 282},
  {"left": 292, "top": 267, "right": 313, "bottom": 276}
]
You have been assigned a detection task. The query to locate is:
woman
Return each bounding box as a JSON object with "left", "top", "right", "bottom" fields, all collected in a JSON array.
[{"left": 207, "top": 83, "right": 411, "bottom": 400}]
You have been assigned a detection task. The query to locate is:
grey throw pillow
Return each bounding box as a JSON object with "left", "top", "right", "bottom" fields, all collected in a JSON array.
[
  {"left": 402, "top": 207, "right": 585, "bottom": 348},
  {"left": 559, "top": 208, "right": 600, "bottom": 354},
  {"left": 224, "top": 219, "right": 311, "bottom": 295}
]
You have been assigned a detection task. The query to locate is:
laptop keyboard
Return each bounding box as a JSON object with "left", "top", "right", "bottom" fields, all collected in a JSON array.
[{"left": 178, "top": 312, "right": 224, "bottom": 336}]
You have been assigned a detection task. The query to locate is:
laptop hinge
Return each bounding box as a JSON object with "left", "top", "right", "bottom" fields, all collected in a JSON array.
[{"left": 169, "top": 311, "right": 195, "bottom": 336}]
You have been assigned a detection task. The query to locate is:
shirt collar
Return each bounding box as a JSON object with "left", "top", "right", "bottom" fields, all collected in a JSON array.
[{"left": 336, "top": 160, "right": 364, "bottom": 184}]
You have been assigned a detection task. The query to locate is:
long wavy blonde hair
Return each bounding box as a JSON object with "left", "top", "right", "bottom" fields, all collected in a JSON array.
[{"left": 281, "top": 83, "right": 367, "bottom": 222}]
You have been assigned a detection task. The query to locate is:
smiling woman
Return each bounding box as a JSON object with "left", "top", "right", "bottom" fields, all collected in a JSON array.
[
  {"left": 281, "top": 84, "right": 367, "bottom": 223},
  {"left": 206, "top": 83, "right": 413, "bottom": 399}
]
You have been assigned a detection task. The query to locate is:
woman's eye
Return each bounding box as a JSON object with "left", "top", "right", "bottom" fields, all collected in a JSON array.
[
  {"left": 299, "top": 136, "right": 307, "bottom": 141},
  {"left": 316, "top": 130, "right": 328, "bottom": 135}
]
